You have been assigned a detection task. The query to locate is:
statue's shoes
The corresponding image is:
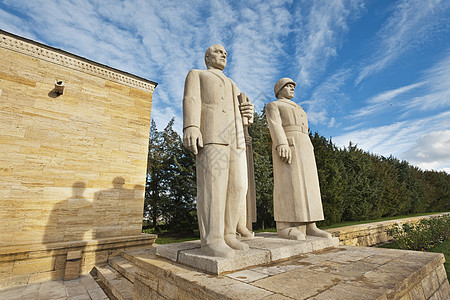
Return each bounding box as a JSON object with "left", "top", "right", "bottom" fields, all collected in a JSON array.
[
  {"left": 237, "top": 226, "right": 254, "bottom": 238},
  {"left": 277, "top": 227, "right": 306, "bottom": 240},
  {"left": 201, "top": 243, "right": 235, "bottom": 258},
  {"left": 224, "top": 235, "right": 250, "bottom": 250},
  {"left": 306, "top": 223, "right": 332, "bottom": 238}
]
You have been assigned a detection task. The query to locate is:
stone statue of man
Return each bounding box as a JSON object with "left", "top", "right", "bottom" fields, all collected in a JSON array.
[
  {"left": 183, "top": 44, "right": 254, "bottom": 257},
  {"left": 266, "top": 78, "right": 332, "bottom": 240}
]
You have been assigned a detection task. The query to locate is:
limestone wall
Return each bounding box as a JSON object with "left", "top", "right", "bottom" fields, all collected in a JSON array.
[
  {"left": 0, "top": 30, "right": 157, "bottom": 247},
  {"left": 325, "top": 213, "right": 449, "bottom": 247}
]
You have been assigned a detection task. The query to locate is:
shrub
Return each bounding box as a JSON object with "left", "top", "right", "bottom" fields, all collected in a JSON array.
[{"left": 387, "top": 215, "right": 450, "bottom": 251}]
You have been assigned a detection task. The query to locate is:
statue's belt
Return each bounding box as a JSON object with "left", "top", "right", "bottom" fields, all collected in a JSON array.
[{"left": 283, "top": 125, "right": 308, "bottom": 134}]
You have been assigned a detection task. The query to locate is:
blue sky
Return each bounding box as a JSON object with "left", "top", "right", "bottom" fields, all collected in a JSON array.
[{"left": 1, "top": 0, "right": 449, "bottom": 172}]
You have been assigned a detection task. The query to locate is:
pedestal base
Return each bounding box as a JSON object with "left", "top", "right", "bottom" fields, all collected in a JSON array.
[{"left": 156, "top": 233, "right": 339, "bottom": 274}]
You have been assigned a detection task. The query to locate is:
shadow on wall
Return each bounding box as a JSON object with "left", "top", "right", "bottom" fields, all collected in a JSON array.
[
  {"left": 93, "top": 177, "right": 136, "bottom": 239},
  {"left": 42, "top": 177, "right": 136, "bottom": 279},
  {"left": 42, "top": 181, "right": 93, "bottom": 280},
  {"left": 43, "top": 181, "right": 93, "bottom": 245}
]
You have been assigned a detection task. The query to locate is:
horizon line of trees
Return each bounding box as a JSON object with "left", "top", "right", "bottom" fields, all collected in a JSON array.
[{"left": 144, "top": 111, "right": 449, "bottom": 232}]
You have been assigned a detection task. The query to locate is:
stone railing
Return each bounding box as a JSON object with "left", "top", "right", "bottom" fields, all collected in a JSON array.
[{"left": 325, "top": 213, "right": 449, "bottom": 247}]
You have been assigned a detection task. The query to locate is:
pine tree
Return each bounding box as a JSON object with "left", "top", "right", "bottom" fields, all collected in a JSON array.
[
  {"left": 144, "top": 120, "right": 166, "bottom": 229},
  {"left": 340, "top": 143, "right": 381, "bottom": 221},
  {"left": 311, "top": 133, "right": 346, "bottom": 226},
  {"left": 161, "top": 118, "right": 197, "bottom": 232},
  {"left": 248, "top": 109, "right": 275, "bottom": 229}
]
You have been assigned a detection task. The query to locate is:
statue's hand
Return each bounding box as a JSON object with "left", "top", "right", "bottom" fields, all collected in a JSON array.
[
  {"left": 183, "top": 127, "right": 203, "bottom": 155},
  {"left": 239, "top": 102, "right": 254, "bottom": 119},
  {"left": 277, "top": 144, "right": 292, "bottom": 164}
]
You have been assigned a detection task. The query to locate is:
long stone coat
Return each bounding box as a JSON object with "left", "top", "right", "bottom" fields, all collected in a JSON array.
[{"left": 266, "top": 99, "right": 324, "bottom": 222}]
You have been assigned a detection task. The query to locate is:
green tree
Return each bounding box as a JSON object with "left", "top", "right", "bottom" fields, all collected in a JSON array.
[
  {"left": 340, "top": 143, "right": 381, "bottom": 221},
  {"left": 161, "top": 118, "right": 197, "bottom": 232},
  {"left": 422, "top": 170, "right": 450, "bottom": 212},
  {"left": 249, "top": 109, "right": 275, "bottom": 229},
  {"left": 311, "top": 133, "right": 346, "bottom": 226},
  {"left": 144, "top": 120, "right": 166, "bottom": 229}
]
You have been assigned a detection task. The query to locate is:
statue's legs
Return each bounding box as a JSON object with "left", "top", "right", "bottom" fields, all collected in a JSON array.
[
  {"left": 196, "top": 144, "right": 234, "bottom": 257},
  {"left": 276, "top": 221, "right": 306, "bottom": 240},
  {"left": 276, "top": 222, "right": 330, "bottom": 239},
  {"left": 237, "top": 209, "right": 254, "bottom": 238},
  {"left": 305, "top": 222, "right": 332, "bottom": 238},
  {"left": 224, "top": 146, "right": 249, "bottom": 250}
]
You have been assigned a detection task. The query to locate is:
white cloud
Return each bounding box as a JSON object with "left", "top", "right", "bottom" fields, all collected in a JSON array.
[
  {"left": 335, "top": 121, "right": 414, "bottom": 155},
  {"left": 405, "top": 50, "right": 450, "bottom": 112},
  {"left": 350, "top": 82, "right": 424, "bottom": 118},
  {"left": 328, "top": 117, "right": 336, "bottom": 128},
  {"left": 228, "top": 1, "right": 292, "bottom": 110},
  {"left": 295, "top": 0, "right": 364, "bottom": 87},
  {"left": 0, "top": 7, "right": 36, "bottom": 39},
  {"left": 356, "top": 0, "right": 450, "bottom": 84},
  {"left": 151, "top": 105, "right": 183, "bottom": 136},
  {"left": 402, "top": 130, "right": 450, "bottom": 171},
  {"left": 333, "top": 111, "right": 450, "bottom": 169},
  {"left": 350, "top": 50, "right": 450, "bottom": 121},
  {"left": 301, "top": 68, "right": 351, "bottom": 126}
]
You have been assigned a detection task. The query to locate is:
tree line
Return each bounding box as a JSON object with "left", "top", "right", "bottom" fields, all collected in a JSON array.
[{"left": 144, "top": 111, "right": 449, "bottom": 232}]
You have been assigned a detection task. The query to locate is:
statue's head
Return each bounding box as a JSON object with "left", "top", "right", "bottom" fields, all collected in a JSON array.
[
  {"left": 205, "top": 44, "right": 227, "bottom": 70},
  {"left": 72, "top": 181, "right": 86, "bottom": 197},
  {"left": 274, "top": 78, "right": 296, "bottom": 99},
  {"left": 113, "top": 176, "right": 125, "bottom": 189}
]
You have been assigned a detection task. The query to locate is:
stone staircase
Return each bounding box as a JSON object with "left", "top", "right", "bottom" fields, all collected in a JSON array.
[{"left": 92, "top": 251, "right": 139, "bottom": 300}]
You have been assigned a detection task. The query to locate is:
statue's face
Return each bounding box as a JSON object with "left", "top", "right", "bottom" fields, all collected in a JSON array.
[
  {"left": 206, "top": 45, "right": 227, "bottom": 70},
  {"left": 278, "top": 83, "right": 295, "bottom": 99}
]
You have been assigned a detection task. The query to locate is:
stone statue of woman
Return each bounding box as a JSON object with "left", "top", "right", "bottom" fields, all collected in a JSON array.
[{"left": 266, "top": 78, "right": 332, "bottom": 240}]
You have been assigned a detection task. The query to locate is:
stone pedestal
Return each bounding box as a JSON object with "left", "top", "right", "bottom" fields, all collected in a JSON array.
[{"left": 156, "top": 233, "right": 339, "bottom": 274}]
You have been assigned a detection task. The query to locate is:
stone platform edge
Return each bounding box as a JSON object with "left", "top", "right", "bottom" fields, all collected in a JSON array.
[
  {"left": 156, "top": 235, "right": 339, "bottom": 274},
  {"left": 0, "top": 233, "right": 156, "bottom": 289}
]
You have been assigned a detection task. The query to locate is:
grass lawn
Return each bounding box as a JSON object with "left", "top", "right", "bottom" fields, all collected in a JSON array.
[
  {"left": 430, "top": 239, "right": 450, "bottom": 278},
  {"left": 320, "top": 211, "right": 448, "bottom": 230},
  {"left": 155, "top": 235, "right": 199, "bottom": 244},
  {"left": 147, "top": 231, "right": 199, "bottom": 244},
  {"left": 378, "top": 238, "right": 450, "bottom": 278}
]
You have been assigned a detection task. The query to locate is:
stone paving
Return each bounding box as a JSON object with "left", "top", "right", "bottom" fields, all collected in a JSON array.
[
  {"left": 131, "top": 245, "right": 449, "bottom": 299},
  {"left": 0, "top": 274, "right": 109, "bottom": 300}
]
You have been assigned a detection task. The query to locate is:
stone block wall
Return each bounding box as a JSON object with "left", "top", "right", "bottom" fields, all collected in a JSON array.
[
  {"left": 325, "top": 213, "right": 449, "bottom": 247},
  {"left": 0, "top": 30, "right": 157, "bottom": 286}
]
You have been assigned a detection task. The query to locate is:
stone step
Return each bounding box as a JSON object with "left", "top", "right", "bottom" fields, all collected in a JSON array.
[
  {"left": 109, "top": 256, "right": 136, "bottom": 283},
  {"left": 121, "top": 248, "right": 155, "bottom": 265},
  {"left": 94, "top": 264, "right": 133, "bottom": 300}
]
